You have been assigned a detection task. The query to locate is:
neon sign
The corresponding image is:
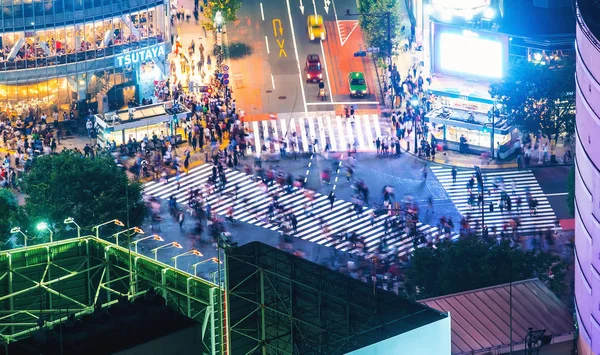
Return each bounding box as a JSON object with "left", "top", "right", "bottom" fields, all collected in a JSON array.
[{"left": 115, "top": 44, "right": 166, "bottom": 67}]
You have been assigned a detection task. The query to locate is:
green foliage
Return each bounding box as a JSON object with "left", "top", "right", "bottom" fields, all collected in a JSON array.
[
  {"left": 567, "top": 165, "right": 575, "bottom": 217},
  {"left": 0, "top": 189, "right": 20, "bottom": 243},
  {"left": 489, "top": 57, "right": 575, "bottom": 140},
  {"left": 22, "top": 151, "right": 146, "bottom": 231},
  {"left": 405, "top": 237, "right": 566, "bottom": 299},
  {"left": 206, "top": 0, "right": 242, "bottom": 23},
  {"left": 357, "top": 0, "right": 400, "bottom": 57}
]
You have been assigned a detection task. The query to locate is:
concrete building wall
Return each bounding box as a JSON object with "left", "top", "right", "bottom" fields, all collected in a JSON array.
[{"left": 575, "top": 3, "right": 600, "bottom": 354}]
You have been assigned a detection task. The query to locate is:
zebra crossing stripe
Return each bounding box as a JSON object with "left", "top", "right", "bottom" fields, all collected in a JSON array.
[
  {"left": 431, "top": 166, "right": 559, "bottom": 235},
  {"left": 298, "top": 117, "right": 309, "bottom": 150},
  {"left": 372, "top": 114, "right": 382, "bottom": 138},
  {"left": 252, "top": 121, "right": 261, "bottom": 151},
  {"left": 270, "top": 120, "right": 280, "bottom": 151},
  {"left": 143, "top": 164, "right": 456, "bottom": 256},
  {"left": 280, "top": 119, "right": 288, "bottom": 140},
  {"left": 335, "top": 115, "right": 346, "bottom": 151},
  {"left": 317, "top": 116, "right": 327, "bottom": 149},
  {"left": 354, "top": 117, "right": 365, "bottom": 148},
  {"left": 307, "top": 116, "right": 317, "bottom": 143},
  {"left": 326, "top": 116, "right": 337, "bottom": 151},
  {"left": 362, "top": 115, "right": 375, "bottom": 149},
  {"left": 248, "top": 113, "right": 386, "bottom": 153}
]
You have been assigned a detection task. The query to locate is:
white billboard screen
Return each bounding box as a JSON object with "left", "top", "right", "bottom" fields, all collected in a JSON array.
[{"left": 436, "top": 30, "right": 505, "bottom": 79}]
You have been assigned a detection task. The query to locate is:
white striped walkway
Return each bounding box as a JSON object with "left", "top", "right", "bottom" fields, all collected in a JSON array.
[
  {"left": 144, "top": 164, "right": 455, "bottom": 257},
  {"left": 431, "top": 166, "right": 559, "bottom": 235}
]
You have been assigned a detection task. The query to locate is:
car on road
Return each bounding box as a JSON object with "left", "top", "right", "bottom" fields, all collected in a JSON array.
[
  {"left": 305, "top": 54, "right": 323, "bottom": 82},
  {"left": 307, "top": 15, "right": 326, "bottom": 41},
  {"left": 348, "top": 72, "right": 367, "bottom": 97}
]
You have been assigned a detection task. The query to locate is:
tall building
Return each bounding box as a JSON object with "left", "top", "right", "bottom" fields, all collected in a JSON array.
[
  {"left": 575, "top": 0, "right": 600, "bottom": 354},
  {"left": 0, "top": 0, "right": 171, "bottom": 118}
]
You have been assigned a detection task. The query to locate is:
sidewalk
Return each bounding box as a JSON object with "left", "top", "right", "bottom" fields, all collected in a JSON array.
[{"left": 170, "top": 0, "right": 217, "bottom": 91}]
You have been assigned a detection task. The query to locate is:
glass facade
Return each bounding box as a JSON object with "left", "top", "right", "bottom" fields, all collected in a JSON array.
[{"left": 0, "top": 0, "right": 170, "bottom": 117}]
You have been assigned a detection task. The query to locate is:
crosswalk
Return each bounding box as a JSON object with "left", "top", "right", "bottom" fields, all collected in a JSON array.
[
  {"left": 431, "top": 166, "right": 559, "bottom": 235},
  {"left": 249, "top": 113, "right": 387, "bottom": 153},
  {"left": 143, "top": 164, "right": 454, "bottom": 257}
]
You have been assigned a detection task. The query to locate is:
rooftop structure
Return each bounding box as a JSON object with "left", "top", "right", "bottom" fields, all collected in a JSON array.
[
  {"left": 420, "top": 279, "right": 575, "bottom": 354},
  {"left": 0, "top": 237, "right": 223, "bottom": 353},
  {"left": 225, "top": 242, "right": 451, "bottom": 355}
]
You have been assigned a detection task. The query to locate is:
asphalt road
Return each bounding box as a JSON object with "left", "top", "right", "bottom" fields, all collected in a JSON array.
[
  {"left": 227, "top": 0, "right": 380, "bottom": 117},
  {"left": 532, "top": 165, "right": 572, "bottom": 220}
]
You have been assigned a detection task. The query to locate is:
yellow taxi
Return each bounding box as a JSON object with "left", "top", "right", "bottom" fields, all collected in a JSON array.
[{"left": 307, "top": 15, "right": 326, "bottom": 41}]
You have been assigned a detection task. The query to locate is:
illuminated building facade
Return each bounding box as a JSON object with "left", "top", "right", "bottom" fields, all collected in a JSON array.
[
  {"left": 575, "top": 0, "right": 600, "bottom": 354},
  {"left": 0, "top": 0, "right": 171, "bottom": 117}
]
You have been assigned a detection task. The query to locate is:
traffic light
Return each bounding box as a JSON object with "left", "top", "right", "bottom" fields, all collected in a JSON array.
[
  {"left": 354, "top": 51, "right": 366, "bottom": 57},
  {"left": 482, "top": 124, "right": 489, "bottom": 133}
]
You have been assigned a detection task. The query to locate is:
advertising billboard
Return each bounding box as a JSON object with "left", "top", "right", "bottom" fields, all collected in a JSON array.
[
  {"left": 433, "top": 23, "right": 508, "bottom": 79},
  {"left": 431, "top": 0, "right": 490, "bottom": 12}
]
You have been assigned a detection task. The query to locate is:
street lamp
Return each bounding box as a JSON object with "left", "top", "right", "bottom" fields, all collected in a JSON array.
[
  {"left": 214, "top": 11, "right": 223, "bottom": 33},
  {"left": 151, "top": 242, "right": 183, "bottom": 261},
  {"left": 110, "top": 227, "right": 143, "bottom": 246},
  {"left": 172, "top": 249, "right": 203, "bottom": 269},
  {"left": 36, "top": 222, "right": 53, "bottom": 243},
  {"left": 63, "top": 217, "right": 81, "bottom": 238},
  {"left": 131, "top": 234, "right": 163, "bottom": 254},
  {"left": 10, "top": 227, "right": 30, "bottom": 247},
  {"left": 92, "top": 219, "right": 125, "bottom": 239},
  {"left": 190, "top": 257, "right": 219, "bottom": 277}
]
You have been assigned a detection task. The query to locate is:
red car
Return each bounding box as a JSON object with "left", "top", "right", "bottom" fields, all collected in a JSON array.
[{"left": 305, "top": 54, "right": 323, "bottom": 83}]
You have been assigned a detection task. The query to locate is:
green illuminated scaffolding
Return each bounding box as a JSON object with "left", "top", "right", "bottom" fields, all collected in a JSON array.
[{"left": 0, "top": 236, "right": 225, "bottom": 354}]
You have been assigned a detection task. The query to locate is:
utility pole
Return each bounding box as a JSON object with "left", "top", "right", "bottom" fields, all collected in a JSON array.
[
  {"left": 475, "top": 166, "right": 485, "bottom": 232},
  {"left": 491, "top": 100, "right": 496, "bottom": 159}
]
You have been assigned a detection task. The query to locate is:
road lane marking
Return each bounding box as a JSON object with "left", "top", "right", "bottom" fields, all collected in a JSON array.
[
  {"left": 271, "top": 73, "right": 276, "bottom": 89},
  {"left": 276, "top": 39, "right": 287, "bottom": 57},
  {"left": 331, "top": 0, "right": 343, "bottom": 44},
  {"left": 285, "top": 0, "right": 308, "bottom": 114},
  {"left": 272, "top": 19, "right": 283, "bottom": 37},
  {"left": 545, "top": 192, "right": 568, "bottom": 197},
  {"left": 340, "top": 21, "right": 359, "bottom": 46},
  {"left": 312, "top": 0, "right": 334, "bottom": 103},
  {"left": 306, "top": 101, "right": 379, "bottom": 105},
  {"left": 260, "top": 3, "right": 265, "bottom": 21},
  {"left": 265, "top": 35, "right": 270, "bottom": 54}
]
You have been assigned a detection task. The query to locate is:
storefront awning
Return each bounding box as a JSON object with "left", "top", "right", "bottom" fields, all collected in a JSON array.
[{"left": 428, "top": 75, "right": 494, "bottom": 105}]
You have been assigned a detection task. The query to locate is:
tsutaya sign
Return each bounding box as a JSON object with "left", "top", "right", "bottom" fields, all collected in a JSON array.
[{"left": 115, "top": 44, "right": 165, "bottom": 67}]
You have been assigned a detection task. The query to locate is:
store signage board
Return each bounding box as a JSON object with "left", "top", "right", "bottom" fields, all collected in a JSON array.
[{"left": 115, "top": 43, "right": 166, "bottom": 67}]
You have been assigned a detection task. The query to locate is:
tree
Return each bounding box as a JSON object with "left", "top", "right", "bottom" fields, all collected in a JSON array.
[
  {"left": 0, "top": 189, "right": 20, "bottom": 244},
  {"left": 405, "top": 238, "right": 566, "bottom": 299},
  {"left": 22, "top": 151, "right": 146, "bottom": 231},
  {"left": 205, "top": 0, "right": 242, "bottom": 24},
  {"left": 489, "top": 57, "right": 575, "bottom": 142},
  {"left": 357, "top": 0, "right": 401, "bottom": 60}
]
